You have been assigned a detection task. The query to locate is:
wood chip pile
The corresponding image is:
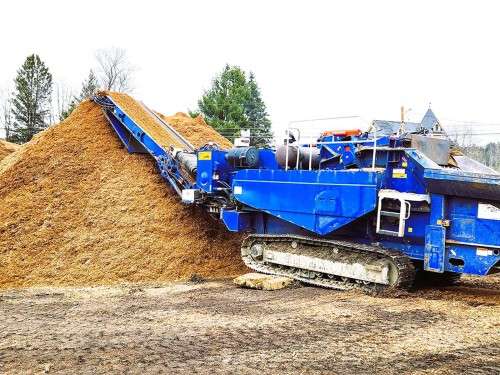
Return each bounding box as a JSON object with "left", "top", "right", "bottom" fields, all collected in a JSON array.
[
  {"left": 108, "top": 92, "right": 233, "bottom": 149},
  {"left": 0, "top": 94, "right": 247, "bottom": 289},
  {"left": 0, "top": 140, "right": 19, "bottom": 162}
]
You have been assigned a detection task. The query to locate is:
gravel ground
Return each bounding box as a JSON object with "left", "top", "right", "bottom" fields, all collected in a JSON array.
[{"left": 0, "top": 276, "right": 499, "bottom": 374}]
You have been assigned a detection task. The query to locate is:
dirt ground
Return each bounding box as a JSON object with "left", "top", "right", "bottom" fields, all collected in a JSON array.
[{"left": 0, "top": 276, "right": 499, "bottom": 375}]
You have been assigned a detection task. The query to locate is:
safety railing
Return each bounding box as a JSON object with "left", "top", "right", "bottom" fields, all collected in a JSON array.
[{"left": 284, "top": 117, "right": 380, "bottom": 171}]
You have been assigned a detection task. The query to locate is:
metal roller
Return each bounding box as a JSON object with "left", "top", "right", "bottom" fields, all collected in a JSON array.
[
  {"left": 225, "top": 147, "right": 260, "bottom": 168},
  {"left": 176, "top": 152, "right": 198, "bottom": 176},
  {"left": 276, "top": 145, "right": 321, "bottom": 169}
]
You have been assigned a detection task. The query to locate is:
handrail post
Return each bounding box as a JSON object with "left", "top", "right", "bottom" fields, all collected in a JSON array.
[
  {"left": 285, "top": 128, "right": 289, "bottom": 171},
  {"left": 372, "top": 121, "right": 377, "bottom": 170},
  {"left": 295, "top": 129, "right": 301, "bottom": 170},
  {"left": 309, "top": 144, "right": 313, "bottom": 170}
]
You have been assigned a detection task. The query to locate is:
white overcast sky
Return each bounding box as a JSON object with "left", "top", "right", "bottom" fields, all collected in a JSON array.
[{"left": 1, "top": 0, "right": 500, "bottom": 144}]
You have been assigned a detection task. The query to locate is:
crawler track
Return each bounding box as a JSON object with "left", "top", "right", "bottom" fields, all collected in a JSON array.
[{"left": 241, "top": 234, "right": 415, "bottom": 293}]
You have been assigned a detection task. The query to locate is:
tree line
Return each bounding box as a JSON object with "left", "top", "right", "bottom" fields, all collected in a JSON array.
[
  {"left": 0, "top": 52, "right": 273, "bottom": 146},
  {"left": 461, "top": 142, "right": 500, "bottom": 171},
  {"left": 0, "top": 48, "right": 135, "bottom": 143}
]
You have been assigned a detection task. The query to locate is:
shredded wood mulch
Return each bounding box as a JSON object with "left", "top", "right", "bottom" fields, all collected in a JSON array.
[{"left": 0, "top": 96, "right": 247, "bottom": 289}]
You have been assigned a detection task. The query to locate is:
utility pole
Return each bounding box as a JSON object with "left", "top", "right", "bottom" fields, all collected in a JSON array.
[{"left": 398, "top": 105, "right": 406, "bottom": 135}]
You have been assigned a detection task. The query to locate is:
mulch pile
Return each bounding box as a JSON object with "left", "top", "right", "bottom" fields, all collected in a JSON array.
[
  {"left": 0, "top": 93, "right": 247, "bottom": 289},
  {"left": 0, "top": 140, "right": 19, "bottom": 162},
  {"left": 107, "top": 92, "right": 233, "bottom": 149}
]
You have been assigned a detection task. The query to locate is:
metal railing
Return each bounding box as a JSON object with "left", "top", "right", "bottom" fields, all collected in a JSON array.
[{"left": 284, "top": 117, "right": 380, "bottom": 171}]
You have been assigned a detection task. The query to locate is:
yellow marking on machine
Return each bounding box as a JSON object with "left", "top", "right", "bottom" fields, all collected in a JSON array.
[
  {"left": 198, "top": 151, "right": 212, "bottom": 160},
  {"left": 392, "top": 168, "right": 407, "bottom": 178}
]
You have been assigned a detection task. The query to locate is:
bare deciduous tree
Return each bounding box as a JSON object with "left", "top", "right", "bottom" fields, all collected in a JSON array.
[
  {"left": 0, "top": 87, "right": 13, "bottom": 140},
  {"left": 53, "top": 82, "right": 75, "bottom": 123},
  {"left": 459, "top": 124, "right": 473, "bottom": 148},
  {"left": 450, "top": 124, "right": 473, "bottom": 148},
  {"left": 95, "top": 48, "right": 135, "bottom": 92}
]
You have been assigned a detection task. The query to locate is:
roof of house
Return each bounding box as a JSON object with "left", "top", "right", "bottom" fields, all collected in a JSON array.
[{"left": 372, "top": 108, "right": 443, "bottom": 136}]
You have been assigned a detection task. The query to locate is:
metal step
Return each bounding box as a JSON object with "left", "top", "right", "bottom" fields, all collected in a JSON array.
[
  {"left": 377, "top": 229, "right": 400, "bottom": 237},
  {"left": 376, "top": 190, "right": 429, "bottom": 238},
  {"left": 380, "top": 210, "right": 400, "bottom": 218}
]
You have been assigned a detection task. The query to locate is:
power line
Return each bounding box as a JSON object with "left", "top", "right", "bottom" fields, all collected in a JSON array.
[
  {"left": 443, "top": 119, "right": 500, "bottom": 126},
  {"left": 215, "top": 130, "right": 500, "bottom": 136},
  {"left": 446, "top": 132, "right": 500, "bottom": 136},
  {"left": 288, "top": 115, "right": 361, "bottom": 124}
]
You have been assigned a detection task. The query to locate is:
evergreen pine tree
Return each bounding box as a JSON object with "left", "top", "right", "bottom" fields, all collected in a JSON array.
[
  {"left": 245, "top": 72, "right": 272, "bottom": 146},
  {"left": 196, "top": 65, "right": 272, "bottom": 145},
  {"left": 59, "top": 70, "right": 100, "bottom": 121},
  {"left": 79, "top": 70, "right": 99, "bottom": 100},
  {"left": 10, "top": 54, "right": 53, "bottom": 143},
  {"left": 484, "top": 142, "right": 499, "bottom": 170},
  {"left": 197, "top": 64, "right": 250, "bottom": 142},
  {"left": 59, "top": 99, "right": 78, "bottom": 121}
]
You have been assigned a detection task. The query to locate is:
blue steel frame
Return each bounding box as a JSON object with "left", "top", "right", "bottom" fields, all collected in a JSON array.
[
  {"left": 94, "top": 95, "right": 194, "bottom": 196},
  {"left": 219, "top": 149, "right": 500, "bottom": 276},
  {"left": 229, "top": 168, "right": 381, "bottom": 235}
]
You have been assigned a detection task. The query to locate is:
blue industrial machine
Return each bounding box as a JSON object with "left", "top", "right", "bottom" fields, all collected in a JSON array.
[{"left": 94, "top": 94, "right": 500, "bottom": 292}]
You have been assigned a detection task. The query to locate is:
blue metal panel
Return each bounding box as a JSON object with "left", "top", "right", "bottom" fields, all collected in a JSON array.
[
  {"left": 221, "top": 209, "right": 254, "bottom": 232},
  {"left": 381, "top": 149, "right": 440, "bottom": 194},
  {"left": 406, "top": 149, "right": 441, "bottom": 170},
  {"left": 196, "top": 151, "right": 215, "bottom": 193},
  {"left": 258, "top": 149, "right": 280, "bottom": 169},
  {"left": 450, "top": 217, "right": 475, "bottom": 241},
  {"left": 232, "top": 169, "right": 381, "bottom": 235},
  {"left": 112, "top": 106, "right": 167, "bottom": 158},
  {"left": 444, "top": 244, "right": 499, "bottom": 275},
  {"left": 196, "top": 149, "right": 235, "bottom": 193},
  {"left": 447, "top": 197, "right": 500, "bottom": 249},
  {"left": 425, "top": 225, "right": 446, "bottom": 272},
  {"left": 380, "top": 234, "right": 499, "bottom": 275},
  {"left": 264, "top": 214, "right": 316, "bottom": 235},
  {"left": 103, "top": 111, "right": 148, "bottom": 154},
  {"left": 474, "top": 216, "right": 500, "bottom": 247},
  {"left": 424, "top": 194, "right": 446, "bottom": 272},
  {"left": 399, "top": 213, "right": 428, "bottom": 241},
  {"left": 424, "top": 168, "right": 500, "bottom": 201},
  {"left": 383, "top": 153, "right": 428, "bottom": 194}
]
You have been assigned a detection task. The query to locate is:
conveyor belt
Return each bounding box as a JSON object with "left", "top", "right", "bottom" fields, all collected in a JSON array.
[
  {"left": 139, "top": 102, "right": 195, "bottom": 152},
  {"left": 93, "top": 93, "right": 197, "bottom": 197},
  {"left": 107, "top": 92, "right": 194, "bottom": 152}
]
